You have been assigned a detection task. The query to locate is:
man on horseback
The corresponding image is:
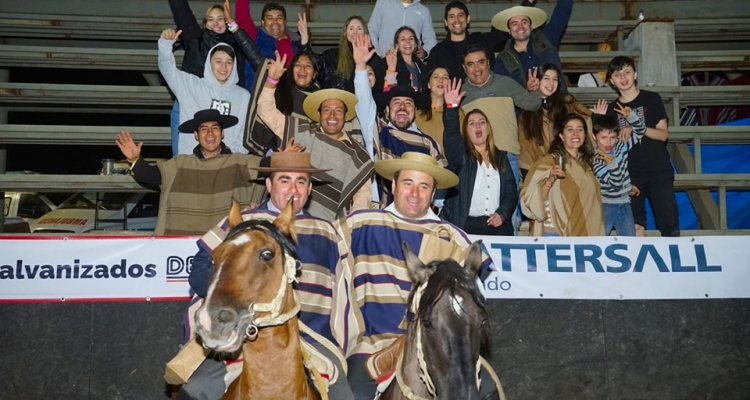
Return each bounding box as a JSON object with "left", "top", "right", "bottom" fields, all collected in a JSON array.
[
  {"left": 178, "top": 151, "right": 355, "bottom": 400},
  {"left": 335, "top": 152, "right": 501, "bottom": 400}
]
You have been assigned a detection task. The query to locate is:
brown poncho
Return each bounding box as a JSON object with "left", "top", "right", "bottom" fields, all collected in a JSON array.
[{"left": 520, "top": 154, "right": 604, "bottom": 237}]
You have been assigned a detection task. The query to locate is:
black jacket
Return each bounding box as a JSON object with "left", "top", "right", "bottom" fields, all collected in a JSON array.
[
  {"left": 395, "top": 53, "right": 426, "bottom": 90},
  {"left": 168, "top": 0, "right": 264, "bottom": 88},
  {"left": 441, "top": 107, "right": 518, "bottom": 233},
  {"left": 316, "top": 47, "right": 387, "bottom": 92}
]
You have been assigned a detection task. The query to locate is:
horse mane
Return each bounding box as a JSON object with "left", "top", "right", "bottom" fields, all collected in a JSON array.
[
  {"left": 411, "top": 261, "right": 490, "bottom": 350},
  {"left": 224, "top": 219, "right": 298, "bottom": 261}
]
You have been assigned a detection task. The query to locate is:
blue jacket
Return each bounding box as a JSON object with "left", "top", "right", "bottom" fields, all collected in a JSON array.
[{"left": 244, "top": 29, "right": 310, "bottom": 90}]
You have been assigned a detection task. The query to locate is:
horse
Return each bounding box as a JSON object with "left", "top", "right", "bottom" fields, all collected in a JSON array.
[
  {"left": 380, "top": 241, "right": 497, "bottom": 400},
  {"left": 193, "top": 201, "right": 322, "bottom": 400}
]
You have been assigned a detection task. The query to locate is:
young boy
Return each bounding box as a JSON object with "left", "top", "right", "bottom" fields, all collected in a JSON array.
[
  {"left": 605, "top": 56, "right": 679, "bottom": 237},
  {"left": 591, "top": 104, "right": 645, "bottom": 236}
]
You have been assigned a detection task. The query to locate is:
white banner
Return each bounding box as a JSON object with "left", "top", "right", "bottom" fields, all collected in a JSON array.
[
  {"left": 473, "top": 235, "right": 750, "bottom": 300},
  {"left": 1, "top": 235, "right": 749, "bottom": 302},
  {"left": 0, "top": 236, "right": 197, "bottom": 302}
]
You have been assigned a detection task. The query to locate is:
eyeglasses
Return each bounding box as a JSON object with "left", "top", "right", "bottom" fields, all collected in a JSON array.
[{"left": 198, "top": 124, "right": 222, "bottom": 134}]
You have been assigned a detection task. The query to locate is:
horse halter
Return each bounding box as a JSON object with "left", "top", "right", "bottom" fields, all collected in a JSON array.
[
  {"left": 397, "top": 281, "right": 483, "bottom": 399},
  {"left": 238, "top": 251, "right": 301, "bottom": 340}
]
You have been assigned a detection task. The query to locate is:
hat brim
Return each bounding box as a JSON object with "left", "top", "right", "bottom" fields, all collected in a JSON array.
[
  {"left": 303, "top": 89, "right": 358, "bottom": 122},
  {"left": 375, "top": 159, "right": 459, "bottom": 190},
  {"left": 491, "top": 6, "right": 548, "bottom": 33},
  {"left": 251, "top": 167, "right": 332, "bottom": 174},
  {"left": 374, "top": 86, "right": 431, "bottom": 111},
  {"left": 178, "top": 114, "right": 239, "bottom": 133}
]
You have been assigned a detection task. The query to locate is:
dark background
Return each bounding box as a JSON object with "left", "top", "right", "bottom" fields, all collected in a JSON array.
[
  {"left": 1, "top": 299, "right": 748, "bottom": 400},
  {"left": 6, "top": 67, "right": 172, "bottom": 175}
]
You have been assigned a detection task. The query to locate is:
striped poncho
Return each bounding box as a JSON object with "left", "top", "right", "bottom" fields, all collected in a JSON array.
[
  {"left": 198, "top": 205, "right": 352, "bottom": 351},
  {"left": 155, "top": 154, "right": 266, "bottom": 235},
  {"left": 335, "top": 209, "right": 494, "bottom": 359}
]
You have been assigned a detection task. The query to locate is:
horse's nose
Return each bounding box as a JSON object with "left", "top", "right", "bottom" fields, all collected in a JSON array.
[{"left": 217, "top": 308, "right": 237, "bottom": 324}]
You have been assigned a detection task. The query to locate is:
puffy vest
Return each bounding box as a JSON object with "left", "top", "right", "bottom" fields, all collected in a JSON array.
[{"left": 498, "top": 31, "right": 566, "bottom": 92}]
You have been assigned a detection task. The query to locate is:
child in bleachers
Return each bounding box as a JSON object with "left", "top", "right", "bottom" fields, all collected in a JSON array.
[
  {"left": 591, "top": 101, "right": 645, "bottom": 236},
  {"left": 605, "top": 56, "right": 679, "bottom": 237}
]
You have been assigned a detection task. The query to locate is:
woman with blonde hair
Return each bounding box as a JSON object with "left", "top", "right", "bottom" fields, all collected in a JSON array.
[
  {"left": 441, "top": 79, "right": 518, "bottom": 236},
  {"left": 520, "top": 113, "right": 604, "bottom": 237},
  {"left": 317, "top": 15, "right": 385, "bottom": 92}
]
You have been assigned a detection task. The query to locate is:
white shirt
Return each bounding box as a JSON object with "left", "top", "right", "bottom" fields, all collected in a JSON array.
[
  {"left": 468, "top": 160, "right": 501, "bottom": 217},
  {"left": 385, "top": 202, "right": 440, "bottom": 221}
]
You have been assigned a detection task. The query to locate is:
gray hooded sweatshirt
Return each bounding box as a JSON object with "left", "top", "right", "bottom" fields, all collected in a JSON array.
[
  {"left": 158, "top": 39, "right": 251, "bottom": 155},
  {"left": 367, "top": 0, "right": 437, "bottom": 57}
]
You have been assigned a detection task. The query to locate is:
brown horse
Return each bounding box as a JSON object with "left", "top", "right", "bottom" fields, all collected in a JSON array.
[
  {"left": 193, "top": 202, "right": 321, "bottom": 400},
  {"left": 380, "top": 241, "right": 495, "bottom": 400}
]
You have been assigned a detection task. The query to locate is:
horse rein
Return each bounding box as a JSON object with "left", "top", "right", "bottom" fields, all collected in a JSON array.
[
  {"left": 237, "top": 251, "right": 301, "bottom": 340},
  {"left": 397, "top": 281, "right": 483, "bottom": 399}
]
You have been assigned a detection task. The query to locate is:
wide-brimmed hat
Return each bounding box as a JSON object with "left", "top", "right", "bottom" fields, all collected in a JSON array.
[
  {"left": 374, "top": 152, "right": 459, "bottom": 190},
  {"left": 178, "top": 109, "right": 239, "bottom": 133},
  {"left": 491, "top": 6, "right": 548, "bottom": 33},
  {"left": 251, "top": 152, "right": 331, "bottom": 174},
  {"left": 303, "top": 89, "right": 358, "bottom": 122},
  {"left": 374, "top": 85, "right": 430, "bottom": 110}
]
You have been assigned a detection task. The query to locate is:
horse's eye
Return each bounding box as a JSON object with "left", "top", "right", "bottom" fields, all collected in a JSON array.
[
  {"left": 481, "top": 319, "right": 488, "bottom": 327},
  {"left": 422, "top": 319, "right": 433, "bottom": 329},
  {"left": 259, "top": 250, "right": 274, "bottom": 261}
]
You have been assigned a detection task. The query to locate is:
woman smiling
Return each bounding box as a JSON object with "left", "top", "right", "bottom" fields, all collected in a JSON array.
[{"left": 520, "top": 114, "right": 604, "bottom": 237}]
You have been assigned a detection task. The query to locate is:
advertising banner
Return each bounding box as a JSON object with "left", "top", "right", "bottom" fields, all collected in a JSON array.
[{"left": 1, "top": 235, "right": 749, "bottom": 302}]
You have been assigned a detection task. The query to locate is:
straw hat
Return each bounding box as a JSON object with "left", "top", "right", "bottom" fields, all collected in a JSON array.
[
  {"left": 374, "top": 152, "right": 459, "bottom": 190},
  {"left": 251, "top": 152, "right": 331, "bottom": 174},
  {"left": 178, "top": 109, "right": 238, "bottom": 133},
  {"left": 302, "top": 89, "right": 358, "bottom": 122},
  {"left": 491, "top": 6, "right": 548, "bottom": 33}
]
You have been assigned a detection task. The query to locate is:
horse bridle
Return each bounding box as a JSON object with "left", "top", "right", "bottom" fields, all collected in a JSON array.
[
  {"left": 396, "top": 281, "right": 483, "bottom": 399},
  {"left": 236, "top": 250, "right": 301, "bottom": 340}
]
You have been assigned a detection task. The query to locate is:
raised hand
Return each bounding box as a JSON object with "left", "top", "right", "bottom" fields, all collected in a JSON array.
[
  {"left": 267, "top": 51, "right": 288, "bottom": 81},
  {"left": 613, "top": 102, "right": 632, "bottom": 118},
  {"left": 526, "top": 67, "right": 540, "bottom": 91},
  {"left": 619, "top": 125, "right": 633, "bottom": 143},
  {"left": 161, "top": 28, "right": 182, "bottom": 41},
  {"left": 592, "top": 98, "right": 609, "bottom": 114},
  {"left": 115, "top": 131, "right": 143, "bottom": 162},
  {"left": 352, "top": 33, "right": 377, "bottom": 69},
  {"left": 279, "top": 138, "right": 305, "bottom": 153},
  {"left": 596, "top": 149, "right": 615, "bottom": 164},
  {"left": 223, "top": 0, "right": 234, "bottom": 24},
  {"left": 444, "top": 78, "right": 465, "bottom": 106},
  {"left": 385, "top": 46, "right": 397, "bottom": 71},
  {"left": 297, "top": 13, "right": 309, "bottom": 45}
]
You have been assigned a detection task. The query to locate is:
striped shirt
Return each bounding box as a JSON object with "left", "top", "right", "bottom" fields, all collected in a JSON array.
[
  {"left": 198, "top": 205, "right": 352, "bottom": 351},
  {"left": 592, "top": 115, "right": 646, "bottom": 204},
  {"left": 335, "top": 209, "right": 494, "bottom": 358}
]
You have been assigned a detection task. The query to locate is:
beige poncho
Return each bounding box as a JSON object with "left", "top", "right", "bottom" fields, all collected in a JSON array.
[{"left": 520, "top": 154, "right": 604, "bottom": 237}]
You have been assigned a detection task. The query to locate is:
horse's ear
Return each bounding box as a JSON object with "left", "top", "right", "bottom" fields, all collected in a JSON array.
[
  {"left": 227, "top": 201, "right": 243, "bottom": 230},
  {"left": 465, "top": 241, "right": 484, "bottom": 277},
  {"left": 273, "top": 199, "right": 297, "bottom": 241},
  {"left": 402, "top": 241, "right": 431, "bottom": 285}
]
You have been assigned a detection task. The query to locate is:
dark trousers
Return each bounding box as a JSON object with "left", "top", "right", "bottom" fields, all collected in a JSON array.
[
  {"left": 630, "top": 174, "right": 680, "bottom": 236},
  {"left": 464, "top": 216, "right": 513, "bottom": 236}
]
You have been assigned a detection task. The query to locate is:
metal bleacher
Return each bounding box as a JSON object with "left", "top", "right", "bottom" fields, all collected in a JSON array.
[{"left": 0, "top": 1, "right": 749, "bottom": 234}]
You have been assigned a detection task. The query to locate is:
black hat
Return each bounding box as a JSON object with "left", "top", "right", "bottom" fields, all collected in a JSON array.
[
  {"left": 374, "top": 85, "right": 430, "bottom": 110},
  {"left": 178, "top": 109, "right": 239, "bottom": 133}
]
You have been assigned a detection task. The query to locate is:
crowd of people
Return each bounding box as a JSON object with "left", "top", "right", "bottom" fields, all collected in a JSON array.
[{"left": 111, "top": 0, "right": 680, "bottom": 398}]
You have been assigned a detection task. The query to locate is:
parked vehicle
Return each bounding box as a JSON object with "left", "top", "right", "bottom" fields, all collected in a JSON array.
[
  {"left": 30, "top": 192, "right": 159, "bottom": 234},
  {"left": 3, "top": 192, "right": 58, "bottom": 225}
]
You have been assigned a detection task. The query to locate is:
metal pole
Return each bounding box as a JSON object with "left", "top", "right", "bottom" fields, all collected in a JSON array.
[{"left": 0, "top": 69, "right": 8, "bottom": 233}]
